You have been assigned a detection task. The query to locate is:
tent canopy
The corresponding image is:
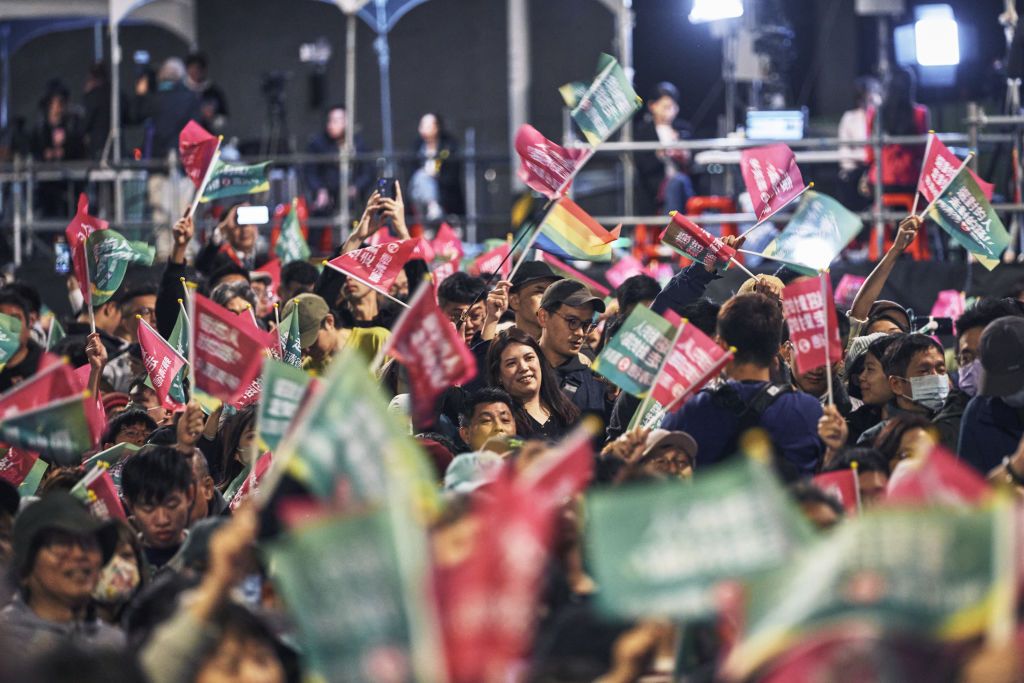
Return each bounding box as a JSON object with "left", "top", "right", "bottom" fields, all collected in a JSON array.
[{"left": 0, "top": 0, "right": 196, "bottom": 48}]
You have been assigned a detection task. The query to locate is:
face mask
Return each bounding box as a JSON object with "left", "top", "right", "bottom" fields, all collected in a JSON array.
[
  {"left": 908, "top": 374, "right": 949, "bottom": 412},
  {"left": 957, "top": 360, "right": 980, "bottom": 398},
  {"left": 1003, "top": 386, "right": 1024, "bottom": 408},
  {"left": 92, "top": 554, "right": 140, "bottom": 605}
]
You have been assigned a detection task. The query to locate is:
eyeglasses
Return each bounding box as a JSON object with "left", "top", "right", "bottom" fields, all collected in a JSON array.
[
  {"left": 41, "top": 531, "right": 100, "bottom": 556},
  {"left": 553, "top": 311, "right": 598, "bottom": 333},
  {"left": 129, "top": 306, "right": 156, "bottom": 318}
]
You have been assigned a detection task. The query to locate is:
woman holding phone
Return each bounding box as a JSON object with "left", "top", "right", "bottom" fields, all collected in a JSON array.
[{"left": 486, "top": 328, "right": 579, "bottom": 440}]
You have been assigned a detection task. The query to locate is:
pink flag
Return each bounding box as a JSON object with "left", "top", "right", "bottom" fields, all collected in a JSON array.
[
  {"left": 520, "top": 426, "right": 594, "bottom": 504},
  {"left": 812, "top": 469, "right": 860, "bottom": 513},
  {"left": 0, "top": 359, "right": 80, "bottom": 420},
  {"left": 64, "top": 194, "right": 109, "bottom": 302},
  {"left": 660, "top": 213, "right": 737, "bottom": 270},
  {"left": 178, "top": 120, "right": 219, "bottom": 188},
  {"left": 781, "top": 276, "right": 843, "bottom": 375},
  {"left": 514, "top": 124, "right": 588, "bottom": 199},
  {"left": 192, "top": 294, "right": 275, "bottom": 406},
  {"left": 918, "top": 134, "right": 994, "bottom": 204},
  {"left": 538, "top": 252, "right": 611, "bottom": 297},
  {"left": 468, "top": 243, "right": 511, "bottom": 279},
  {"left": 325, "top": 238, "right": 420, "bottom": 297},
  {"left": 386, "top": 283, "right": 478, "bottom": 426},
  {"left": 252, "top": 257, "right": 281, "bottom": 304},
  {"left": 80, "top": 469, "right": 127, "bottom": 520},
  {"left": 0, "top": 447, "right": 39, "bottom": 487},
  {"left": 605, "top": 254, "right": 648, "bottom": 290},
  {"left": 366, "top": 227, "right": 398, "bottom": 246},
  {"left": 833, "top": 274, "right": 866, "bottom": 310},
  {"left": 229, "top": 452, "right": 273, "bottom": 510},
  {"left": 431, "top": 222, "right": 465, "bottom": 265},
  {"left": 137, "top": 319, "right": 188, "bottom": 410},
  {"left": 650, "top": 323, "right": 733, "bottom": 411},
  {"left": 930, "top": 290, "right": 965, "bottom": 331},
  {"left": 885, "top": 445, "right": 989, "bottom": 505},
  {"left": 430, "top": 259, "right": 459, "bottom": 291},
  {"left": 740, "top": 144, "right": 806, "bottom": 222}
]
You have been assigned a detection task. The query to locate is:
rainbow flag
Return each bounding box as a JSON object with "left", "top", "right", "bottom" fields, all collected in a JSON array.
[{"left": 535, "top": 198, "right": 620, "bottom": 262}]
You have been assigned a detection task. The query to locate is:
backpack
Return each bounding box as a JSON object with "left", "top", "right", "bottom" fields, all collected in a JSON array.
[{"left": 710, "top": 382, "right": 798, "bottom": 480}]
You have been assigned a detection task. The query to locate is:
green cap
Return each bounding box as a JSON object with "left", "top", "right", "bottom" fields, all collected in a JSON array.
[{"left": 281, "top": 293, "right": 330, "bottom": 349}]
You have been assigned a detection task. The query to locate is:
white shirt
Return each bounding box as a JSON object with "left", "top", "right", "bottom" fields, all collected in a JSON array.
[{"left": 837, "top": 108, "right": 868, "bottom": 172}]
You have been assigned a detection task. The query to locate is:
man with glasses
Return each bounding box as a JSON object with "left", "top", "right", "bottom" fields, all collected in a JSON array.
[
  {"left": 537, "top": 279, "right": 610, "bottom": 419},
  {"left": 116, "top": 286, "right": 159, "bottom": 345}
]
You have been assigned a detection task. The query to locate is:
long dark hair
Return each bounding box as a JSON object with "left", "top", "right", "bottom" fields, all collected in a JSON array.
[
  {"left": 218, "top": 404, "right": 257, "bottom": 489},
  {"left": 485, "top": 328, "right": 579, "bottom": 434},
  {"left": 880, "top": 67, "right": 918, "bottom": 136}
]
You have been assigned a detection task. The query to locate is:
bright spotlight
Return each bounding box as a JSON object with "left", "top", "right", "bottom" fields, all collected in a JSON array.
[
  {"left": 913, "top": 4, "right": 960, "bottom": 66},
  {"left": 689, "top": 0, "right": 744, "bottom": 24}
]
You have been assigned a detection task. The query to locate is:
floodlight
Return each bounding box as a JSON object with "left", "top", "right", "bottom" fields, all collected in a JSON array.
[
  {"left": 689, "top": 0, "right": 744, "bottom": 24},
  {"left": 913, "top": 4, "right": 960, "bottom": 67}
]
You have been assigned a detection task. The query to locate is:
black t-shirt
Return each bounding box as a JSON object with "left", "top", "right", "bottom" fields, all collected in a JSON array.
[{"left": 0, "top": 341, "right": 43, "bottom": 393}]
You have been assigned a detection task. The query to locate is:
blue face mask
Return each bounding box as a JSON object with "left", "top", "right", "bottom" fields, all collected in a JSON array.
[{"left": 958, "top": 360, "right": 980, "bottom": 398}]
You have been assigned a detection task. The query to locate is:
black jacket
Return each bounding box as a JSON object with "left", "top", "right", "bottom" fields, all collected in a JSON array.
[
  {"left": 633, "top": 117, "right": 692, "bottom": 217},
  {"left": 554, "top": 355, "right": 611, "bottom": 422}
]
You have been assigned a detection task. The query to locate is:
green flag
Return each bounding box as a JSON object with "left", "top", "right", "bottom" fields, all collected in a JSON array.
[
  {"left": 86, "top": 230, "right": 156, "bottom": 305},
  {"left": 275, "top": 199, "right": 311, "bottom": 264},
  {"left": 761, "top": 190, "right": 863, "bottom": 275},
  {"left": 258, "top": 359, "right": 311, "bottom": 453},
  {"left": 925, "top": 167, "right": 1010, "bottom": 270},
  {"left": 592, "top": 306, "right": 675, "bottom": 397},
  {"left": 1, "top": 393, "right": 98, "bottom": 466},
  {"left": 723, "top": 502, "right": 1016, "bottom": 680},
  {"left": 265, "top": 511, "right": 420, "bottom": 683},
  {"left": 570, "top": 53, "right": 642, "bottom": 146},
  {"left": 200, "top": 159, "right": 271, "bottom": 202},
  {"left": 46, "top": 316, "right": 65, "bottom": 352},
  {"left": 18, "top": 459, "right": 48, "bottom": 497},
  {"left": 166, "top": 303, "right": 190, "bottom": 405},
  {"left": 585, "top": 457, "right": 812, "bottom": 619},
  {"left": 278, "top": 309, "right": 303, "bottom": 369},
  {"left": 83, "top": 441, "right": 139, "bottom": 470},
  {"left": 0, "top": 312, "right": 22, "bottom": 367},
  {"left": 558, "top": 80, "right": 588, "bottom": 109}
]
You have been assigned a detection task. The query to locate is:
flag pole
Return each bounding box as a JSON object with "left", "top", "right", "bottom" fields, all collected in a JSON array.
[
  {"left": 273, "top": 303, "right": 281, "bottom": 330},
  {"left": 910, "top": 131, "right": 936, "bottom": 217},
  {"left": 82, "top": 234, "right": 96, "bottom": 334},
  {"left": 322, "top": 261, "right": 410, "bottom": 309},
  {"left": 738, "top": 182, "right": 814, "bottom": 240},
  {"left": 917, "top": 152, "right": 974, "bottom": 221},
  {"left": 727, "top": 257, "right": 758, "bottom": 280},
  {"left": 186, "top": 289, "right": 197, "bottom": 399},
  {"left": 820, "top": 271, "right": 834, "bottom": 407},
  {"left": 850, "top": 460, "right": 862, "bottom": 512},
  {"left": 187, "top": 136, "right": 223, "bottom": 219}
]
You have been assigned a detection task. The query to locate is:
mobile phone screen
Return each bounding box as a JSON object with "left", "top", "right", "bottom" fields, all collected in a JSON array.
[
  {"left": 236, "top": 205, "right": 269, "bottom": 225},
  {"left": 55, "top": 242, "right": 71, "bottom": 274}
]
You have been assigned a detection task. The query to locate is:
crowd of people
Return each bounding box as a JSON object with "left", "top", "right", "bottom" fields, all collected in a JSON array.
[{"left": 0, "top": 163, "right": 1021, "bottom": 681}]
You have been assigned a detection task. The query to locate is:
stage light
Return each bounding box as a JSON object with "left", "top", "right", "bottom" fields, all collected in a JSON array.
[
  {"left": 912, "top": 4, "right": 960, "bottom": 67},
  {"left": 689, "top": 0, "right": 744, "bottom": 24}
]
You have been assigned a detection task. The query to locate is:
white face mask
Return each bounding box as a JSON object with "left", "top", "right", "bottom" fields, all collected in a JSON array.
[{"left": 908, "top": 374, "right": 949, "bottom": 412}]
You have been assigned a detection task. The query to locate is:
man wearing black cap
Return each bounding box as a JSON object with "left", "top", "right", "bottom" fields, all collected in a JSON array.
[
  {"left": 959, "top": 315, "right": 1024, "bottom": 474},
  {"left": 0, "top": 492, "right": 123, "bottom": 654},
  {"left": 537, "top": 278, "right": 610, "bottom": 419}
]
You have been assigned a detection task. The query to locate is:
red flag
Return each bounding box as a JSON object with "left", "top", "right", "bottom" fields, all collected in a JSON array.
[
  {"left": 79, "top": 469, "right": 126, "bottom": 520},
  {"left": 605, "top": 254, "right": 649, "bottom": 289},
  {"left": 431, "top": 222, "right": 465, "bottom": 265},
  {"left": 325, "top": 238, "right": 420, "bottom": 297},
  {"left": 885, "top": 445, "right": 990, "bottom": 505},
  {"left": 740, "top": 143, "right": 807, "bottom": 222},
  {"left": 178, "top": 120, "right": 219, "bottom": 188},
  {"left": 918, "top": 134, "right": 994, "bottom": 204},
  {"left": 650, "top": 323, "right": 733, "bottom": 411},
  {"left": 520, "top": 425, "right": 594, "bottom": 504},
  {"left": 137, "top": 319, "right": 188, "bottom": 410},
  {"left": 660, "top": 213, "right": 737, "bottom": 270},
  {"left": 431, "top": 259, "right": 460, "bottom": 292},
  {"left": 229, "top": 452, "right": 273, "bottom": 510},
  {"left": 812, "top": 469, "right": 860, "bottom": 513},
  {"left": 515, "top": 124, "right": 588, "bottom": 199},
  {"left": 252, "top": 257, "right": 281, "bottom": 304},
  {"left": 0, "top": 446, "right": 39, "bottom": 487},
  {"left": 367, "top": 227, "right": 398, "bottom": 246},
  {"left": 468, "top": 243, "right": 511, "bottom": 279},
  {"left": 64, "top": 194, "right": 109, "bottom": 302},
  {"left": 537, "top": 252, "right": 611, "bottom": 297},
  {"left": 781, "top": 276, "right": 843, "bottom": 375},
  {"left": 0, "top": 359, "right": 80, "bottom": 420},
  {"left": 192, "top": 294, "right": 275, "bottom": 406},
  {"left": 386, "top": 283, "right": 478, "bottom": 426}
]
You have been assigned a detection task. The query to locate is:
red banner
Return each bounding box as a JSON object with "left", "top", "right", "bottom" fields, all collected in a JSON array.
[
  {"left": 781, "top": 276, "right": 842, "bottom": 375},
  {"left": 740, "top": 143, "right": 806, "bottom": 222},
  {"left": 885, "top": 445, "right": 989, "bottom": 505},
  {"left": 325, "top": 238, "right": 419, "bottom": 296},
  {"left": 0, "top": 359, "right": 80, "bottom": 420},
  {"left": 650, "top": 323, "right": 733, "bottom": 410},
  {"left": 386, "top": 284, "right": 477, "bottom": 426},
  {"left": 192, "top": 294, "right": 275, "bottom": 405},
  {"left": 137, "top": 319, "right": 187, "bottom": 410},
  {"left": 229, "top": 451, "right": 273, "bottom": 510},
  {"left": 514, "top": 124, "right": 588, "bottom": 199},
  {"left": 660, "top": 213, "right": 737, "bottom": 270},
  {"left": 178, "top": 120, "right": 219, "bottom": 188},
  {"left": 918, "top": 134, "right": 994, "bottom": 204},
  {"left": 812, "top": 469, "right": 860, "bottom": 513},
  {"left": 0, "top": 446, "right": 39, "bottom": 486},
  {"left": 64, "top": 194, "right": 109, "bottom": 303},
  {"left": 468, "top": 243, "right": 511, "bottom": 279}
]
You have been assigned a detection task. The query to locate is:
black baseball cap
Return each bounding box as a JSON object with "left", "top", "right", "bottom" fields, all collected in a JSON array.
[
  {"left": 979, "top": 316, "right": 1024, "bottom": 397},
  {"left": 539, "top": 278, "right": 606, "bottom": 313},
  {"left": 510, "top": 261, "right": 559, "bottom": 292}
]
